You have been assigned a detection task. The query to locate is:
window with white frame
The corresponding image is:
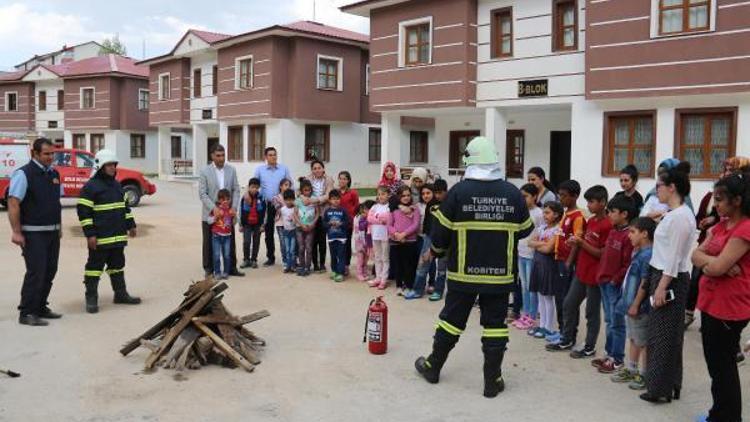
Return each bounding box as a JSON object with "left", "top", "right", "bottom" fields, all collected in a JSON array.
[
  {"left": 317, "top": 55, "right": 343, "bottom": 91},
  {"left": 80, "top": 87, "right": 95, "bottom": 109},
  {"left": 399, "top": 17, "right": 432, "bottom": 67},
  {"left": 138, "top": 89, "right": 149, "bottom": 111},
  {"left": 158, "top": 73, "right": 171, "bottom": 100},
  {"left": 650, "top": 0, "right": 716, "bottom": 37},
  {"left": 235, "top": 55, "right": 254, "bottom": 90},
  {"left": 5, "top": 91, "right": 18, "bottom": 112},
  {"left": 365, "top": 63, "right": 371, "bottom": 95}
]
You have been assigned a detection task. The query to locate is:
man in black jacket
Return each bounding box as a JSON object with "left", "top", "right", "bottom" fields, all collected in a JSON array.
[
  {"left": 77, "top": 149, "right": 140, "bottom": 313},
  {"left": 415, "top": 136, "right": 532, "bottom": 397}
]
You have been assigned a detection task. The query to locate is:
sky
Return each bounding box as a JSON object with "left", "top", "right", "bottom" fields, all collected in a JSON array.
[{"left": 0, "top": 0, "right": 369, "bottom": 70}]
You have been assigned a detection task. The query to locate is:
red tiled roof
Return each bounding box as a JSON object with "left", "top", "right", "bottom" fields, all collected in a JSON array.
[
  {"left": 280, "top": 21, "right": 369, "bottom": 43},
  {"left": 190, "top": 29, "right": 232, "bottom": 44},
  {"left": 0, "top": 54, "right": 147, "bottom": 82}
]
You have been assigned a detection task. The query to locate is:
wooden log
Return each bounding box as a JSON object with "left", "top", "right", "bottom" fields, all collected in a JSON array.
[
  {"left": 139, "top": 339, "right": 160, "bottom": 353},
  {"left": 164, "top": 326, "right": 201, "bottom": 369},
  {"left": 120, "top": 282, "right": 227, "bottom": 356},
  {"left": 237, "top": 310, "right": 271, "bottom": 325},
  {"left": 193, "top": 320, "right": 255, "bottom": 372},
  {"left": 144, "top": 289, "right": 218, "bottom": 369},
  {"left": 175, "top": 337, "right": 197, "bottom": 371},
  {"left": 239, "top": 327, "right": 267, "bottom": 346},
  {"left": 235, "top": 335, "right": 262, "bottom": 365}
]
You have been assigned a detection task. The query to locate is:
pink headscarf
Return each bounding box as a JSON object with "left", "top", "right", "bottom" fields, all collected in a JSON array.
[{"left": 379, "top": 161, "right": 403, "bottom": 197}]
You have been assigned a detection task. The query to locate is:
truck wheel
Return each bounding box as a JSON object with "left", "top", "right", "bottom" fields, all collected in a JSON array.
[{"left": 123, "top": 184, "right": 142, "bottom": 207}]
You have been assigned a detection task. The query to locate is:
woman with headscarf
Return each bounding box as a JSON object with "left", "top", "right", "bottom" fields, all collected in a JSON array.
[
  {"left": 379, "top": 161, "right": 404, "bottom": 200},
  {"left": 685, "top": 156, "right": 750, "bottom": 329},
  {"left": 641, "top": 158, "right": 694, "bottom": 221},
  {"left": 409, "top": 167, "right": 430, "bottom": 204}
]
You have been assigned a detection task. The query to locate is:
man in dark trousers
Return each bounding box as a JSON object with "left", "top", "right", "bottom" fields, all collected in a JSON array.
[
  {"left": 415, "top": 136, "right": 532, "bottom": 397},
  {"left": 7, "top": 138, "right": 63, "bottom": 326},
  {"left": 77, "top": 149, "right": 141, "bottom": 313}
]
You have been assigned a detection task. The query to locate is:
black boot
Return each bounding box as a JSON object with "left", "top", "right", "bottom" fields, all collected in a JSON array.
[
  {"left": 415, "top": 331, "right": 457, "bottom": 384},
  {"left": 483, "top": 345, "right": 506, "bottom": 398},
  {"left": 84, "top": 280, "right": 99, "bottom": 314},
  {"left": 112, "top": 279, "right": 141, "bottom": 305}
]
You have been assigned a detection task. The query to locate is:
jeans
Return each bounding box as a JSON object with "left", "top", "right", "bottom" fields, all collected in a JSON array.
[
  {"left": 202, "top": 222, "right": 237, "bottom": 273},
  {"left": 242, "top": 225, "right": 262, "bottom": 262},
  {"left": 600, "top": 282, "right": 626, "bottom": 362},
  {"left": 412, "top": 235, "right": 446, "bottom": 295},
  {"left": 329, "top": 240, "right": 346, "bottom": 275},
  {"left": 281, "top": 229, "right": 297, "bottom": 270},
  {"left": 212, "top": 234, "right": 231, "bottom": 277},
  {"left": 518, "top": 256, "right": 537, "bottom": 318}
]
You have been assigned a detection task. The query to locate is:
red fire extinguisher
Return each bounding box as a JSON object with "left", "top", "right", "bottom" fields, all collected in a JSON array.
[{"left": 363, "top": 296, "right": 388, "bottom": 355}]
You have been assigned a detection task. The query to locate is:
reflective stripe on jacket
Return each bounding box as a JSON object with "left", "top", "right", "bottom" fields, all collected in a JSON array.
[{"left": 76, "top": 171, "right": 135, "bottom": 249}]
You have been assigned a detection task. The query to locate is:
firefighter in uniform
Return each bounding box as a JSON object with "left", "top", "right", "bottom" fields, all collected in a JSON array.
[
  {"left": 77, "top": 149, "right": 141, "bottom": 313},
  {"left": 415, "top": 136, "right": 532, "bottom": 397}
]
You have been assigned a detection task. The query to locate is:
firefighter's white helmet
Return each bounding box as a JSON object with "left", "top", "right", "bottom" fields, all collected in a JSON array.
[
  {"left": 462, "top": 136, "right": 499, "bottom": 166},
  {"left": 94, "top": 149, "right": 118, "bottom": 168}
]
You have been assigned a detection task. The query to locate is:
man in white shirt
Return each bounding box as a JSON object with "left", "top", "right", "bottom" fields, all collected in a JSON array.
[{"left": 198, "top": 144, "right": 244, "bottom": 277}]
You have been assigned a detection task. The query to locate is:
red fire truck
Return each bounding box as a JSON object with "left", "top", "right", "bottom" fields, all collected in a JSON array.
[{"left": 0, "top": 138, "right": 156, "bottom": 208}]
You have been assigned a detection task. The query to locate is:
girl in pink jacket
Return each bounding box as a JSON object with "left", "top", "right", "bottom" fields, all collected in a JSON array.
[{"left": 389, "top": 185, "right": 422, "bottom": 296}]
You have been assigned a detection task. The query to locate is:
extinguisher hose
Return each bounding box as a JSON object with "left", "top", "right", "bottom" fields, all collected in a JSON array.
[{"left": 363, "top": 298, "right": 375, "bottom": 343}]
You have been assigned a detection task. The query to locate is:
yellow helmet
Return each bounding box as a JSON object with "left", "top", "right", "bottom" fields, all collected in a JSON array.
[{"left": 462, "top": 136, "right": 498, "bottom": 166}]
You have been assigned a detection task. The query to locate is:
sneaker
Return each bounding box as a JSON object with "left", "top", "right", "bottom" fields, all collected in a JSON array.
[
  {"left": 570, "top": 346, "right": 596, "bottom": 359},
  {"left": 250, "top": 260, "right": 259, "bottom": 269},
  {"left": 546, "top": 340, "right": 574, "bottom": 351},
  {"left": 333, "top": 274, "right": 344, "bottom": 283},
  {"left": 330, "top": 273, "right": 337, "bottom": 280},
  {"left": 428, "top": 292, "right": 443, "bottom": 301},
  {"left": 545, "top": 332, "right": 561, "bottom": 343},
  {"left": 598, "top": 359, "right": 623, "bottom": 374},
  {"left": 396, "top": 287, "right": 405, "bottom": 297},
  {"left": 240, "top": 260, "right": 251, "bottom": 269},
  {"left": 528, "top": 327, "right": 543, "bottom": 337},
  {"left": 533, "top": 328, "right": 550, "bottom": 339},
  {"left": 404, "top": 290, "right": 424, "bottom": 300},
  {"left": 611, "top": 368, "right": 635, "bottom": 383},
  {"left": 263, "top": 259, "right": 275, "bottom": 267},
  {"left": 737, "top": 352, "right": 746, "bottom": 366},
  {"left": 628, "top": 374, "right": 646, "bottom": 390},
  {"left": 591, "top": 356, "right": 610, "bottom": 369},
  {"left": 296, "top": 268, "right": 304, "bottom": 277}
]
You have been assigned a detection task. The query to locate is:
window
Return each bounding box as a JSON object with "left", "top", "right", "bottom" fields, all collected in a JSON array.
[
  {"left": 130, "top": 134, "right": 146, "bottom": 159},
  {"left": 138, "top": 89, "right": 149, "bottom": 111},
  {"left": 305, "top": 125, "right": 330, "bottom": 162},
  {"left": 409, "top": 131, "right": 428, "bottom": 163},
  {"left": 76, "top": 152, "right": 96, "bottom": 169},
  {"left": 90, "top": 134, "right": 105, "bottom": 154},
  {"left": 57, "top": 90, "right": 64, "bottom": 110},
  {"left": 368, "top": 128, "right": 381, "bottom": 162},
  {"left": 228, "top": 126, "right": 244, "bottom": 162},
  {"left": 212, "top": 65, "right": 218, "bottom": 96},
  {"left": 247, "top": 125, "right": 266, "bottom": 162},
  {"left": 676, "top": 108, "right": 736, "bottom": 178},
  {"left": 158, "top": 73, "right": 171, "bottom": 100},
  {"left": 5, "top": 92, "right": 18, "bottom": 111},
  {"left": 193, "top": 68, "right": 202, "bottom": 98},
  {"left": 48, "top": 121, "right": 58, "bottom": 129},
  {"left": 659, "top": 0, "right": 710, "bottom": 35},
  {"left": 202, "top": 109, "right": 213, "bottom": 120},
  {"left": 404, "top": 22, "right": 431, "bottom": 66},
  {"left": 553, "top": 0, "right": 578, "bottom": 51},
  {"left": 365, "top": 64, "right": 371, "bottom": 95},
  {"left": 53, "top": 151, "right": 72, "bottom": 167},
  {"left": 491, "top": 8, "right": 513, "bottom": 58},
  {"left": 506, "top": 130, "right": 525, "bottom": 178},
  {"left": 38, "top": 90, "right": 46, "bottom": 111},
  {"left": 171, "top": 135, "right": 182, "bottom": 159},
  {"left": 235, "top": 56, "right": 253, "bottom": 89},
  {"left": 81, "top": 88, "right": 95, "bottom": 109},
  {"left": 72, "top": 134, "right": 86, "bottom": 150},
  {"left": 317, "top": 56, "right": 342, "bottom": 91},
  {"left": 449, "top": 131, "right": 480, "bottom": 171},
  {"left": 603, "top": 112, "right": 656, "bottom": 177}
]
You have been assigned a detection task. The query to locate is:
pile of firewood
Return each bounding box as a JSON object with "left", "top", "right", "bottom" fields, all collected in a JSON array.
[{"left": 120, "top": 279, "right": 269, "bottom": 373}]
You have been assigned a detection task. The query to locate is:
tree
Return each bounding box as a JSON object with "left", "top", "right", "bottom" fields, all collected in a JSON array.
[{"left": 99, "top": 35, "right": 127, "bottom": 56}]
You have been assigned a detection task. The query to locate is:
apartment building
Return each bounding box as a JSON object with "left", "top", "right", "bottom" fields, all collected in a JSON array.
[
  {"left": 139, "top": 21, "right": 380, "bottom": 186},
  {"left": 343, "top": 0, "right": 750, "bottom": 199},
  {"left": 0, "top": 54, "right": 157, "bottom": 172},
  {"left": 14, "top": 41, "right": 103, "bottom": 71}
]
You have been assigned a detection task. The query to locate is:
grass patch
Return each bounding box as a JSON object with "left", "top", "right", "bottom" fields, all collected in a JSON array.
[{"left": 356, "top": 187, "right": 377, "bottom": 197}]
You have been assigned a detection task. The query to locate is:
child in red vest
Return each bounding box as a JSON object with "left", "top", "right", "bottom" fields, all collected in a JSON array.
[
  {"left": 211, "top": 189, "right": 236, "bottom": 279},
  {"left": 240, "top": 178, "right": 265, "bottom": 269}
]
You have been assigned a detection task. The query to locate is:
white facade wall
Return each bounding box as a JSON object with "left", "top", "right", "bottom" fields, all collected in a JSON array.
[
  {"left": 221, "top": 118, "right": 382, "bottom": 190},
  {"left": 62, "top": 129, "right": 158, "bottom": 174},
  {"left": 34, "top": 80, "right": 65, "bottom": 131},
  {"left": 189, "top": 52, "right": 219, "bottom": 123}
]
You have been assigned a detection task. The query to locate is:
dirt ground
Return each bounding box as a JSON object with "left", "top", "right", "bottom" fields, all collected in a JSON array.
[{"left": 0, "top": 180, "right": 745, "bottom": 422}]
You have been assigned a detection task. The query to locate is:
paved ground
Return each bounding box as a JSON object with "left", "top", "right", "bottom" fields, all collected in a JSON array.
[{"left": 0, "top": 180, "right": 744, "bottom": 422}]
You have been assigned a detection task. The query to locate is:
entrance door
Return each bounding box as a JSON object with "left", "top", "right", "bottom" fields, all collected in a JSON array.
[
  {"left": 207, "top": 137, "right": 219, "bottom": 163},
  {"left": 449, "top": 131, "right": 480, "bottom": 175},
  {"left": 549, "top": 131, "right": 571, "bottom": 188}
]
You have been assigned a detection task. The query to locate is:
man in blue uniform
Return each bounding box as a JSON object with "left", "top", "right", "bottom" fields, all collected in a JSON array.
[
  {"left": 7, "top": 138, "right": 63, "bottom": 326},
  {"left": 415, "top": 136, "right": 532, "bottom": 397}
]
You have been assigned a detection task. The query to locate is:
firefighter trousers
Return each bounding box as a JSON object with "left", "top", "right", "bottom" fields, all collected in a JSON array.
[
  {"left": 429, "top": 289, "right": 510, "bottom": 373},
  {"left": 84, "top": 247, "right": 127, "bottom": 290}
]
